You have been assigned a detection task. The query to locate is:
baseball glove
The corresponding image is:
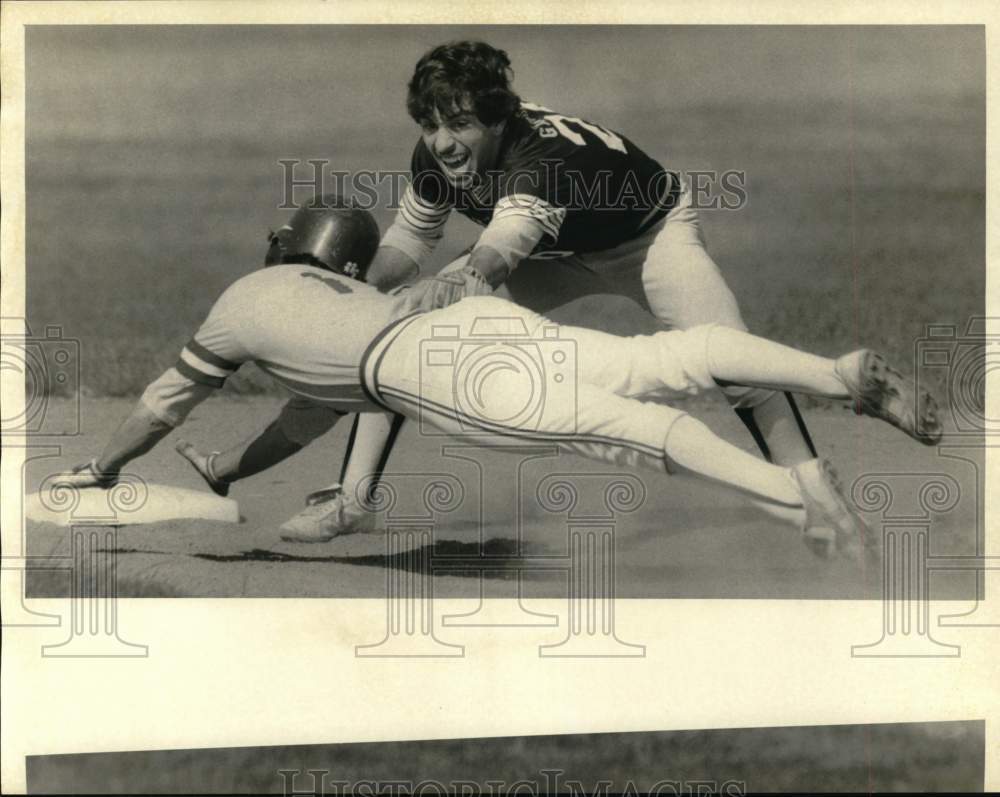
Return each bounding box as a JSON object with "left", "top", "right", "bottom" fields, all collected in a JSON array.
[{"left": 396, "top": 266, "right": 493, "bottom": 313}]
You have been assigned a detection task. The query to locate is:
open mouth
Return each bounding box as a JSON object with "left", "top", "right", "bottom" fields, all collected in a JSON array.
[{"left": 438, "top": 152, "right": 469, "bottom": 171}]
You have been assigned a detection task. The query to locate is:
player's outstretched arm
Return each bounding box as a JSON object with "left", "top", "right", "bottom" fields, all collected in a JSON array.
[
  {"left": 56, "top": 401, "right": 177, "bottom": 489},
  {"left": 55, "top": 360, "right": 224, "bottom": 488},
  {"left": 468, "top": 212, "right": 548, "bottom": 286},
  {"left": 371, "top": 182, "right": 451, "bottom": 291},
  {"left": 176, "top": 397, "right": 344, "bottom": 495},
  {"left": 96, "top": 403, "right": 176, "bottom": 473},
  {"left": 366, "top": 245, "right": 421, "bottom": 292},
  {"left": 393, "top": 217, "right": 543, "bottom": 313}
]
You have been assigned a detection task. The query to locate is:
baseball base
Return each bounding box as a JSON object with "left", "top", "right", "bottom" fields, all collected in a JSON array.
[{"left": 25, "top": 484, "right": 240, "bottom": 526}]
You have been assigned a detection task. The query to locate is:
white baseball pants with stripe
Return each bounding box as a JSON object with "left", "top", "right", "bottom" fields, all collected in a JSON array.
[{"left": 363, "top": 296, "right": 718, "bottom": 473}]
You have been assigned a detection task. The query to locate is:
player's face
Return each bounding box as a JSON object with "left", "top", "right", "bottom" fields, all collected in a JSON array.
[{"left": 420, "top": 108, "right": 505, "bottom": 186}]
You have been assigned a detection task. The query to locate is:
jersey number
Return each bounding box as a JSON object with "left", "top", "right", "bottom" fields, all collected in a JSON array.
[
  {"left": 521, "top": 102, "right": 627, "bottom": 154},
  {"left": 301, "top": 271, "right": 354, "bottom": 294}
]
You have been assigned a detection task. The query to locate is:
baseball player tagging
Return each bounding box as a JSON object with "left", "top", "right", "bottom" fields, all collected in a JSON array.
[{"left": 56, "top": 201, "right": 941, "bottom": 562}]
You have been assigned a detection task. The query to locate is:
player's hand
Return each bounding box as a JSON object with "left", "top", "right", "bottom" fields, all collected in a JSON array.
[
  {"left": 396, "top": 266, "right": 493, "bottom": 312},
  {"left": 175, "top": 440, "right": 230, "bottom": 497},
  {"left": 53, "top": 459, "right": 119, "bottom": 490}
]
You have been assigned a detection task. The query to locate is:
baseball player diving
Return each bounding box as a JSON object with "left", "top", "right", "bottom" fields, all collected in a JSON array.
[
  {"left": 211, "top": 39, "right": 883, "bottom": 539},
  {"left": 56, "top": 198, "right": 942, "bottom": 561}
]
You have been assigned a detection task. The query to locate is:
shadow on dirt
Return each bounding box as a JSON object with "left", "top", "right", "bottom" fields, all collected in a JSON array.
[{"left": 190, "top": 537, "right": 559, "bottom": 580}]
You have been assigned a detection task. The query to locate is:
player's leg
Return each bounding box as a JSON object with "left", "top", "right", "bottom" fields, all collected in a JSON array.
[
  {"left": 386, "top": 295, "right": 933, "bottom": 445},
  {"left": 632, "top": 200, "right": 819, "bottom": 466},
  {"left": 567, "top": 323, "right": 835, "bottom": 399},
  {"left": 283, "top": 252, "right": 504, "bottom": 542},
  {"left": 564, "top": 321, "right": 938, "bottom": 444},
  {"left": 278, "top": 411, "right": 406, "bottom": 542},
  {"left": 371, "top": 319, "right": 802, "bottom": 517},
  {"left": 290, "top": 251, "right": 499, "bottom": 539},
  {"left": 279, "top": 238, "right": 592, "bottom": 542},
  {"left": 370, "top": 305, "right": 873, "bottom": 559},
  {"left": 337, "top": 411, "right": 407, "bottom": 506},
  {"left": 294, "top": 251, "right": 611, "bottom": 540},
  {"left": 386, "top": 378, "right": 864, "bottom": 558}
]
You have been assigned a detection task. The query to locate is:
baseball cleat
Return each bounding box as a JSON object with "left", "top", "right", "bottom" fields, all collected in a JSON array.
[
  {"left": 835, "top": 349, "right": 942, "bottom": 445},
  {"left": 792, "top": 458, "right": 874, "bottom": 561},
  {"left": 279, "top": 485, "right": 378, "bottom": 543}
]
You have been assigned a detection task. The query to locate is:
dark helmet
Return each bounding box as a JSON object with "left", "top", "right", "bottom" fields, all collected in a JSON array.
[{"left": 265, "top": 194, "right": 380, "bottom": 281}]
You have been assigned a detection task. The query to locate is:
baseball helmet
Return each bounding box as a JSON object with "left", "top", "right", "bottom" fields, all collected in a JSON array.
[{"left": 265, "top": 195, "right": 380, "bottom": 281}]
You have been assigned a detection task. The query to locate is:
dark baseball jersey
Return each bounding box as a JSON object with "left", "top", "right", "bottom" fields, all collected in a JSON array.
[{"left": 407, "top": 101, "right": 677, "bottom": 257}]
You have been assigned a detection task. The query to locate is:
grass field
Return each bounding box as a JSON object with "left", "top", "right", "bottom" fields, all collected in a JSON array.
[{"left": 25, "top": 26, "right": 984, "bottom": 400}]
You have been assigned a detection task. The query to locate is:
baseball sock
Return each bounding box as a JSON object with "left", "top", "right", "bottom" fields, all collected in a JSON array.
[
  {"left": 663, "top": 414, "right": 806, "bottom": 527},
  {"left": 338, "top": 412, "right": 406, "bottom": 508},
  {"left": 736, "top": 391, "right": 818, "bottom": 466},
  {"left": 705, "top": 326, "right": 848, "bottom": 398}
]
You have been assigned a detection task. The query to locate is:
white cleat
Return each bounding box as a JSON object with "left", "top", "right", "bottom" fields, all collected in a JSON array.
[
  {"left": 792, "top": 458, "right": 875, "bottom": 562},
  {"left": 835, "top": 349, "right": 942, "bottom": 446},
  {"left": 279, "top": 484, "right": 378, "bottom": 543}
]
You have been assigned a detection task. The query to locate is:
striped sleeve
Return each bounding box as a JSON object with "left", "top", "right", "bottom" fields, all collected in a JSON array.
[
  {"left": 380, "top": 184, "right": 451, "bottom": 267},
  {"left": 397, "top": 184, "right": 451, "bottom": 234},
  {"left": 174, "top": 338, "right": 241, "bottom": 388},
  {"left": 492, "top": 194, "right": 566, "bottom": 245},
  {"left": 140, "top": 282, "right": 252, "bottom": 424}
]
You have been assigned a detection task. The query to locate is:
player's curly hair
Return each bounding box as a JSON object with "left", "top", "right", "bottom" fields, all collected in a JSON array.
[{"left": 407, "top": 41, "right": 521, "bottom": 126}]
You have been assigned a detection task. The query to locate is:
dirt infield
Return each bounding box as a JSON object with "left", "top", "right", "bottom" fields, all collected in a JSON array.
[{"left": 23, "top": 398, "right": 981, "bottom": 600}]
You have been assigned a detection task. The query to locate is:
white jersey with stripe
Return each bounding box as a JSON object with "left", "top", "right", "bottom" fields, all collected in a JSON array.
[{"left": 141, "top": 264, "right": 411, "bottom": 425}]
